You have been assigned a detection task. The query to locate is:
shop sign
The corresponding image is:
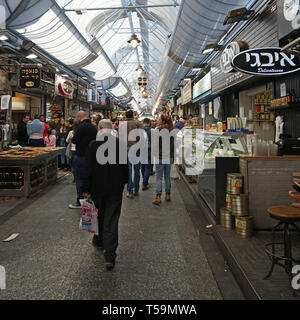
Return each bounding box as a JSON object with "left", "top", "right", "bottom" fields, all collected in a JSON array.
[
  {"left": 220, "top": 42, "right": 247, "bottom": 73},
  {"left": 77, "top": 85, "right": 88, "bottom": 102},
  {"left": 192, "top": 72, "right": 211, "bottom": 99},
  {"left": 278, "top": 0, "right": 300, "bottom": 40},
  {"left": 55, "top": 75, "right": 74, "bottom": 99},
  {"left": 176, "top": 97, "right": 182, "bottom": 106},
  {"left": 19, "top": 67, "right": 41, "bottom": 89},
  {"left": 181, "top": 80, "right": 192, "bottom": 105},
  {"left": 87, "top": 88, "right": 97, "bottom": 103},
  {"left": 284, "top": 0, "right": 300, "bottom": 21},
  {"left": 232, "top": 47, "right": 300, "bottom": 76}
]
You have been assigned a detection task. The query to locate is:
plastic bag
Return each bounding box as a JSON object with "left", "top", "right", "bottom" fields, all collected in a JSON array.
[
  {"left": 171, "top": 164, "right": 179, "bottom": 179},
  {"left": 79, "top": 199, "right": 99, "bottom": 235}
]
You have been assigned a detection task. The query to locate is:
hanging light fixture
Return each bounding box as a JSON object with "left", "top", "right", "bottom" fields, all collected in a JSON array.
[
  {"left": 142, "top": 90, "right": 149, "bottom": 99},
  {"left": 136, "top": 65, "right": 144, "bottom": 73},
  {"left": 128, "top": 34, "right": 141, "bottom": 48}
]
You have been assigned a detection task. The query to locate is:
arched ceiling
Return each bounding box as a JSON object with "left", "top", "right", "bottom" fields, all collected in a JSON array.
[{"left": 3, "top": 0, "right": 257, "bottom": 113}]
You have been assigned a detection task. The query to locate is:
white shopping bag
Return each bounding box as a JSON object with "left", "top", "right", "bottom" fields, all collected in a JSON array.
[
  {"left": 79, "top": 199, "right": 99, "bottom": 235},
  {"left": 170, "top": 164, "right": 179, "bottom": 179}
]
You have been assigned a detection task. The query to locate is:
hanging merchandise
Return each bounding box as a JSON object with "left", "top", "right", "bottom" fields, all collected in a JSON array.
[
  {"left": 1, "top": 95, "right": 11, "bottom": 110},
  {"left": 275, "top": 116, "right": 284, "bottom": 143}
]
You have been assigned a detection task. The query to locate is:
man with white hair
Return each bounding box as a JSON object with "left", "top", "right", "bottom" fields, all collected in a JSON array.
[
  {"left": 69, "top": 111, "right": 97, "bottom": 209},
  {"left": 83, "top": 119, "right": 128, "bottom": 271}
]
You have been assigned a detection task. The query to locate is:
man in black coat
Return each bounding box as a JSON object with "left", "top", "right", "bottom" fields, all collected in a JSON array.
[
  {"left": 69, "top": 111, "right": 97, "bottom": 209},
  {"left": 17, "top": 114, "right": 30, "bottom": 146},
  {"left": 83, "top": 119, "right": 128, "bottom": 270}
]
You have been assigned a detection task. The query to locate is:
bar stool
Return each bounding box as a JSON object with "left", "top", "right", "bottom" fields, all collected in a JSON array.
[{"left": 265, "top": 206, "right": 300, "bottom": 292}]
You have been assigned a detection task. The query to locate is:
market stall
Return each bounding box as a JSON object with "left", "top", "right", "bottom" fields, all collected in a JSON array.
[{"left": 0, "top": 147, "right": 64, "bottom": 197}]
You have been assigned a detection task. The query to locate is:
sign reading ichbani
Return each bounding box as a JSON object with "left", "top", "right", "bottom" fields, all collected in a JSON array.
[{"left": 232, "top": 47, "right": 300, "bottom": 76}]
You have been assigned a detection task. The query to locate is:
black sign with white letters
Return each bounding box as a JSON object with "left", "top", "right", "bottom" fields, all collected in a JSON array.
[{"left": 232, "top": 47, "right": 300, "bottom": 76}]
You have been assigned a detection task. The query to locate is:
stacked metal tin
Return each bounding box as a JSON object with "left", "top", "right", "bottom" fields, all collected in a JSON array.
[{"left": 220, "top": 173, "right": 253, "bottom": 237}]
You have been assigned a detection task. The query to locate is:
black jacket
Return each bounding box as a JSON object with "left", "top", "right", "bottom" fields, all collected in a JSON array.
[
  {"left": 83, "top": 135, "right": 129, "bottom": 198},
  {"left": 17, "top": 120, "right": 29, "bottom": 143},
  {"left": 72, "top": 119, "right": 97, "bottom": 157}
]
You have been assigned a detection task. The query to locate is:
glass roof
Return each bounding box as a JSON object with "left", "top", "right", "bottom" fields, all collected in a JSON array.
[{"left": 4, "top": 0, "right": 259, "bottom": 113}]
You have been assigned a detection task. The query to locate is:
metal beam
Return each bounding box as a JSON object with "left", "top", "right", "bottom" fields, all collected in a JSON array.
[{"left": 64, "top": 4, "right": 179, "bottom": 12}]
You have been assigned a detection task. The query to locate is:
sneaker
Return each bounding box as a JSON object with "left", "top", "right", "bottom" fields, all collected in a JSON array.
[
  {"left": 142, "top": 185, "right": 149, "bottom": 191},
  {"left": 105, "top": 261, "right": 115, "bottom": 271},
  {"left": 68, "top": 203, "right": 82, "bottom": 209},
  {"left": 127, "top": 193, "right": 134, "bottom": 199}
]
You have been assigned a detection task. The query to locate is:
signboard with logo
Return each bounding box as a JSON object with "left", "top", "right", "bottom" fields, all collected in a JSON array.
[
  {"left": 232, "top": 47, "right": 300, "bottom": 76},
  {"left": 181, "top": 80, "right": 192, "bottom": 105},
  {"left": 278, "top": 0, "right": 300, "bottom": 40},
  {"left": 192, "top": 72, "right": 212, "bottom": 99},
  {"left": 220, "top": 41, "right": 247, "bottom": 73},
  {"left": 55, "top": 75, "right": 74, "bottom": 99},
  {"left": 19, "top": 67, "right": 41, "bottom": 89},
  {"left": 87, "top": 88, "right": 97, "bottom": 103}
]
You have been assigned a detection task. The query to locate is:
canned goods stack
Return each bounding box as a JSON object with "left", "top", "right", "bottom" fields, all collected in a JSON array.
[
  {"left": 220, "top": 207, "right": 235, "bottom": 229},
  {"left": 221, "top": 173, "right": 253, "bottom": 237},
  {"left": 227, "top": 173, "right": 243, "bottom": 195},
  {"left": 235, "top": 216, "right": 253, "bottom": 238}
]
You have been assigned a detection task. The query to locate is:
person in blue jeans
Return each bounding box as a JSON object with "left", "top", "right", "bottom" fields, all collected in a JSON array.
[
  {"left": 68, "top": 111, "right": 97, "bottom": 209},
  {"left": 123, "top": 110, "right": 142, "bottom": 199},
  {"left": 152, "top": 115, "right": 175, "bottom": 206},
  {"left": 141, "top": 118, "right": 152, "bottom": 190}
]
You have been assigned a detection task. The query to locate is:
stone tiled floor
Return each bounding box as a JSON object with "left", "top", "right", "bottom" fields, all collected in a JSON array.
[{"left": 0, "top": 175, "right": 222, "bottom": 300}]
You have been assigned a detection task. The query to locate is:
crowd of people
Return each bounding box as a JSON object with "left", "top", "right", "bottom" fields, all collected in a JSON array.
[{"left": 16, "top": 109, "right": 184, "bottom": 271}]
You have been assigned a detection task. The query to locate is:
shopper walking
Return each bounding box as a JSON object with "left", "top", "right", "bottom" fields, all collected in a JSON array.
[
  {"left": 66, "top": 120, "right": 79, "bottom": 180},
  {"left": 124, "top": 110, "right": 142, "bottom": 199},
  {"left": 44, "top": 128, "right": 57, "bottom": 147},
  {"left": 27, "top": 114, "right": 45, "bottom": 147},
  {"left": 57, "top": 118, "right": 68, "bottom": 169},
  {"left": 69, "top": 111, "right": 97, "bottom": 209},
  {"left": 152, "top": 115, "right": 175, "bottom": 205},
  {"left": 141, "top": 118, "right": 152, "bottom": 190},
  {"left": 17, "top": 113, "right": 30, "bottom": 147},
  {"left": 83, "top": 119, "right": 128, "bottom": 270}
]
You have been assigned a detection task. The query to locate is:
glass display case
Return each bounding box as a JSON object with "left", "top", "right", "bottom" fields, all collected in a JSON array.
[
  {"left": 177, "top": 128, "right": 248, "bottom": 176},
  {"left": 177, "top": 128, "right": 248, "bottom": 216}
]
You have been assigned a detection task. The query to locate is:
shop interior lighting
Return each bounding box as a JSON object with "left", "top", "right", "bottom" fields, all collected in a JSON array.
[
  {"left": 223, "top": 7, "right": 254, "bottom": 25},
  {"left": 62, "top": 74, "right": 69, "bottom": 77},
  {"left": 0, "top": 34, "right": 9, "bottom": 41},
  {"left": 136, "top": 65, "right": 144, "bottom": 73},
  {"left": 26, "top": 53, "right": 38, "bottom": 59},
  {"left": 128, "top": 34, "right": 141, "bottom": 48}
]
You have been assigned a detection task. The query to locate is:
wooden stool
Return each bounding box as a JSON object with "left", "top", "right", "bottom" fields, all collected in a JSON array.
[{"left": 265, "top": 206, "right": 300, "bottom": 292}]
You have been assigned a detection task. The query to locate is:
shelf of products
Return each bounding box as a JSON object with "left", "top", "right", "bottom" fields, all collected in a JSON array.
[{"left": 254, "top": 90, "right": 274, "bottom": 122}]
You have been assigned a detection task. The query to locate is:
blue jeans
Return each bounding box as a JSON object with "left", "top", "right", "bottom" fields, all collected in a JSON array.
[
  {"left": 155, "top": 164, "right": 172, "bottom": 195},
  {"left": 127, "top": 161, "right": 141, "bottom": 194},
  {"left": 59, "top": 137, "right": 69, "bottom": 165},
  {"left": 141, "top": 164, "right": 152, "bottom": 186},
  {"left": 73, "top": 155, "right": 86, "bottom": 205}
]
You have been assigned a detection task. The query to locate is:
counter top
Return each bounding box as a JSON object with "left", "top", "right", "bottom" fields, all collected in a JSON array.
[
  {"left": 239, "top": 154, "right": 300, "bottom": 159},
  {"left": 0, "top": 147, "right": 65, "bottom": 161}
]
